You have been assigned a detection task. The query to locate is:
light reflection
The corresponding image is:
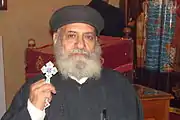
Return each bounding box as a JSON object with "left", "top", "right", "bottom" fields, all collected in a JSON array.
[{"left": 1, "top": 0, "right": 4, "bottom": 7}]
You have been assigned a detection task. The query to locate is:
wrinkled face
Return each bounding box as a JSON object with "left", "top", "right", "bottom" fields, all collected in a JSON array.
[
  {"left": 53, "top": 23, "right": 102, "bottom": 80},
  {"left": 61, "top": 23, "right": 96, "bottom": 56}
]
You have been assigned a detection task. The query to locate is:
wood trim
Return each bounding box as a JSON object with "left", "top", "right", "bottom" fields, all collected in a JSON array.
[{"left": 0, "top": 36, "right": 6, "bottom": 117}]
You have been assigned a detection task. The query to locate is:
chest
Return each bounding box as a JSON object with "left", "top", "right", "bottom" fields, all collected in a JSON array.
[{"left": 45, "top": 81, "right": 132, "bottom": 120}]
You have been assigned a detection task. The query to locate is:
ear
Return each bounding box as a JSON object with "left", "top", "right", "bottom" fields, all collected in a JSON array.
[
  {"left": 53, "top": 32, "right": 58, "bottom": 45},
  {"left": 95, "top": 36, "right": 99, "bottom": 44}
]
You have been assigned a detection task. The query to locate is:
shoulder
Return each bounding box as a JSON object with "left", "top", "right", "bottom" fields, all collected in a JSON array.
[
  {"left": 101, "top": 68, "right": 136, "bottom": 94},
  {"left": 23, "top": 74, "right": 45, "bottom": 88},
  {"left": 18, "top": 74, "right": 45, "bottom": 95},
  {"left": 14, "top": 73, "right": 60, "bottom": 101},
  {"left": 18, "top": 73, "right": 47, "bottom": 96},
  {"left": 25, "top": 72, "right": 60, "bottom": 86},
  {"left": 5, "top": 74, "right": 46, "bottom": 109},
  {"left": 101, "top": 68, "right": 143, "bottom": 119},
  {"left": 101, "top": 68, "right": 140, "bottom": 107},
  {"left": 101, "top": 68, "right": 129, "bottom": 83}
]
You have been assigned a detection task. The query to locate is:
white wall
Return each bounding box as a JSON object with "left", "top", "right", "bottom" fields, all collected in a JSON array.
[{"left": 0, "top": 36, "right": 6, "bottom": 117}]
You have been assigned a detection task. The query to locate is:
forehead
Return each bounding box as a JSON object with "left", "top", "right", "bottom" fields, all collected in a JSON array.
[{"left": 62, "top": 23, "right": 96, "bottom": 33}]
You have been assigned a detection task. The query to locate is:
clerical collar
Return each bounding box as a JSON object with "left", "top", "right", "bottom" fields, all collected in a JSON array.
[{"left": 69, "top": 75, "right": 88, "bottom": 84}]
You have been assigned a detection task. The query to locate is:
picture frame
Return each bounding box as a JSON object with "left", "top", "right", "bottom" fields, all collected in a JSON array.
[{"left": 0, "top": 0, "right": 7, "bottom": 10}]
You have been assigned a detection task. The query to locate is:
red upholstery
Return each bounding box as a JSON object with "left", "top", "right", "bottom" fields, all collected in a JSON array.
[
  {"left": 101, "top": 39, "right": 133, "bottom": 71},
  {"left": 25, "top": 48, "right": 55, "bottom": 73},
  {"left": 25, "top": 48, "right": 55, "bottom": 79},
  {"left": 25, "top": 36, "right": 133, "bottom": 79}
]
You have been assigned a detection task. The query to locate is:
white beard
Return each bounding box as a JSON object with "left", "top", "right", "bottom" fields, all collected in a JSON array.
[{"left": 54, "top": 43, "right": 102, "bottom": 80}]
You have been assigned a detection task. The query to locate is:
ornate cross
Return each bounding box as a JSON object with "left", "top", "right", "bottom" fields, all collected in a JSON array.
[
  {"left": 41, "top": 61, "right": 58, "bottom": 109},
  {"left": 41, "top": 61, "right": 58, "bottom": 83}
]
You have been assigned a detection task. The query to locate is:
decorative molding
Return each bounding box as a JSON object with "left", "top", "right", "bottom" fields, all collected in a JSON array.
[{"left": 0, "top": 36, "right": 6, "bottom": 117}]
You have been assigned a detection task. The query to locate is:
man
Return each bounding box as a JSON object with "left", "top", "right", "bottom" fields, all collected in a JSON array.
[
  {"left": 1, "top": 5, "right": 143, "bottom": 120},
  {"left": 87, "top": 0, "right": 125, "bottom": 37}
]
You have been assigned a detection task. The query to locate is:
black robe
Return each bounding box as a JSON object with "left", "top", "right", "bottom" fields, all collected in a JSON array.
[
  {"left": 1, "top": 68, "right": 144, "bottom": 120},
  {"left": 87, "top": 1, "right": 125, "bottom": 37}
]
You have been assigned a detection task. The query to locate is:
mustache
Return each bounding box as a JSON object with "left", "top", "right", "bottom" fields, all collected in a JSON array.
[{"left": 70, "top": 49, "right": 89, "bottom": 56}]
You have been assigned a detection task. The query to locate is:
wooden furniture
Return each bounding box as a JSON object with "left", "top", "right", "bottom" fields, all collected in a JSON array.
[{"left": 133, "top": 84, "right": 174, "bottom": 120}]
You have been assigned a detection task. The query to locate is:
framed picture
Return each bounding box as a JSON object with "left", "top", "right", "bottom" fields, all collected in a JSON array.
[{"left": 0, "top": 0, "right": 7, "bottom": 10}]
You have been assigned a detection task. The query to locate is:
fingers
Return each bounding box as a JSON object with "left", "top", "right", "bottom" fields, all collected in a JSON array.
[
  {"left": 31, "top": 79, "right": 56, "bottom": 94},
  {"left": 39, "top": 84, "right": 56, "bottom": 94},
  {"left": 29, "top": 79, "right": 56, "bottom": 110},
  {"left": 44, "top": 92, "right": 52, "bottom": 102},
  {"left": 31, "top": 79, "right": 46, "bottom": 90}
]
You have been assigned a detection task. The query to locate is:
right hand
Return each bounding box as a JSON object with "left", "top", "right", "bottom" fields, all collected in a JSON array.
[{"left": 29, "top": 79, "right": 56, "bottom": 110}]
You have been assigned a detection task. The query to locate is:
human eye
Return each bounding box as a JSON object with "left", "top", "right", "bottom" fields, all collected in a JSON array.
[
  {"left": 67, "top": 33, "right": 77, "bottom": 39},
  {"left": 84, "top": 34, "right": 95, "bottom": 41}
]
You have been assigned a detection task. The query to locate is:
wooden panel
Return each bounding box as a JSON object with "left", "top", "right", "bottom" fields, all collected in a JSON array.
[
  {"left": 134, "top": 84, "right": 173, "bottom": 120},
  {"left": 142, "top": 100, "right": 169, "bottom": 120}
]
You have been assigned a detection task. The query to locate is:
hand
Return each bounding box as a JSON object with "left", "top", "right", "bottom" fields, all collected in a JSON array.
[{"left": 29, "top": 79, "right": 56, "bottom": 110}]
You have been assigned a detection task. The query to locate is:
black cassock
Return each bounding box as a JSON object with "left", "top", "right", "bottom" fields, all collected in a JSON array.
[{"left": 1, "top": 68, "right": 144, "bottom": 120}]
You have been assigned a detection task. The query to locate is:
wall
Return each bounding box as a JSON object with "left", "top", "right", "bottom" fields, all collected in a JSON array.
[{"left": 0, "top": 0, "right": 120, "bottom": 108}]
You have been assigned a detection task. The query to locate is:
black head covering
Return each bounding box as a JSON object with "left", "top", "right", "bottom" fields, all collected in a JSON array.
[{"left": 49, "top": 5, "right": 104, "bottom": 35}]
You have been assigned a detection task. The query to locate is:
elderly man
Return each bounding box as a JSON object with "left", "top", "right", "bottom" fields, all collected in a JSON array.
[{"left": 1, "top": 5, "right": 143, "bottom": 120}]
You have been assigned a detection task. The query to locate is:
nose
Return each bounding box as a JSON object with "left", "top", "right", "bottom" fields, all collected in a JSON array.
[{"left": 76, "top": 38, "right": 85, "bottom": 49}]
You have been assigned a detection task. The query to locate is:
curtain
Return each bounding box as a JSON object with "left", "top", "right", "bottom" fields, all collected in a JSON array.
[{"left": 136, "top": 0, "right": 180, "bottom": 110}]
